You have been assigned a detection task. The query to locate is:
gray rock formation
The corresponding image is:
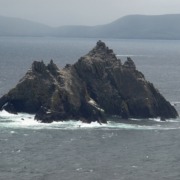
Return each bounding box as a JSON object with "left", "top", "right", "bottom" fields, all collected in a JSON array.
[{"left": 0, "top": 41, "right": 178, "bottom": 123}]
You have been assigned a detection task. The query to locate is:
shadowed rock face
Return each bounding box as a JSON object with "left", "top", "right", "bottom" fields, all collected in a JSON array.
[{"left": 0, "top": 41, "right": 178, "bottom": 123}]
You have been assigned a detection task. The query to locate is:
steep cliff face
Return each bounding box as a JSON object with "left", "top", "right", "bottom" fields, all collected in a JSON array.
[{"left": 0, "top": 41, "right": 178, "bottom": 123}]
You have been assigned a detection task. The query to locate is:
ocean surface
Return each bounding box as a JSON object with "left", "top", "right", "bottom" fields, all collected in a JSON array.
[{"left": 0, "top": 37, "right": 180, "bottom": 180}]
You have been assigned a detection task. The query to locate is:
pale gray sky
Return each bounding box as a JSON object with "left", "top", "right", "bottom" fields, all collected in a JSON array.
[{"left": 0, "top": 0, "right": 180, "bottom": 27}]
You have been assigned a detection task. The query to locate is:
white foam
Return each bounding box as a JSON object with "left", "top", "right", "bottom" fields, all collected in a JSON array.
[
  {"left": 148, "top": 117, "right": 179, "bottom": 123},
  {"left": 148, "top": 117, "right": 161, "bottom": 122},
  {"left": 0, "top": 110, "right": 180, "bottom": 130},
  {"left": 0, "top": 110, "right": 37, "bottom": 129},
  {"left": 0, "top": 110, "right": 17, "bottom": 117}
]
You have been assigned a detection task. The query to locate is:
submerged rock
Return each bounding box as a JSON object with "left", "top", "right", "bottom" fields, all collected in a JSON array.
[{"left": 0, "top": 40, "right": 178, "bottom": 123}]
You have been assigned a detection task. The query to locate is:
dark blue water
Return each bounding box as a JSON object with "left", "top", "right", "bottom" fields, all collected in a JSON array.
[{"left": 0, "top": 37, "right": 180, "bottom": 180}]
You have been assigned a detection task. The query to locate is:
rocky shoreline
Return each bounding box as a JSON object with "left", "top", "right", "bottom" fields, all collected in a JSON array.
[{"left": 0, "top": 41, "right": 178, "bottom": 123}]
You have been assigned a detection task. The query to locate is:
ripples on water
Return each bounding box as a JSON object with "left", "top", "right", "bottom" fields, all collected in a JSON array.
[
  {"left": 1, "top": 38, "right": 180, "bottom": 180},
  {"left": 1, "top": 110, "right": 180, "bottom": 180}
]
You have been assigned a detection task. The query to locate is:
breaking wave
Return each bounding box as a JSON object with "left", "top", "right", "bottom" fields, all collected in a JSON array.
[{"left": 0, "top": 110, "right": 179, "bottom": 130}]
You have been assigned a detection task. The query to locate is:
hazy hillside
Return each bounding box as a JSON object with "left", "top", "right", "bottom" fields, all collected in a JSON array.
[
  {"left": 1, "top": 14, "right": 180, "bottom": 39},
  {"left": 54, "top": 14, "right": 180, "bottom": 39},
  {"left": 0, "top": 16, "right": 52, "bottom": 36},
  {"left": 100, "top": 14, "right": 180, "bottom": 39}
]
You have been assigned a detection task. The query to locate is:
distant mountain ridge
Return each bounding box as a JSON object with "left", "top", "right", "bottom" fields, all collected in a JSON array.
[
  {"left": 0, "top": 15, "right": 52, "bottom": 36},
  {"left": 1, "top": 14, "right": 180, "bottom": 39}
]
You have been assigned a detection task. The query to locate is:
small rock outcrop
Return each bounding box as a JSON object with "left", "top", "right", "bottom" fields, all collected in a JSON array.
[{"left": 0, "top": 41, "right": 178, "bottom": 123}]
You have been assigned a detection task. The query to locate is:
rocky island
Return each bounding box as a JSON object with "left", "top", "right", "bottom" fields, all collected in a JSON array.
[{"left": 0, "top": 41, "right": 178, "bottom": 123}]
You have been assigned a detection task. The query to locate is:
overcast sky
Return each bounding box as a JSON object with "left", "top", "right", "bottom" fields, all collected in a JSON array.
[{"left": 0, "top": 0, "right": 180, "bottom": 27}]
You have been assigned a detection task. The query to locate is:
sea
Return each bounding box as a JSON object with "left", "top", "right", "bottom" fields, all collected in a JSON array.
[{"left": 0, "top": 37, "right": 180, "bottom": 180}]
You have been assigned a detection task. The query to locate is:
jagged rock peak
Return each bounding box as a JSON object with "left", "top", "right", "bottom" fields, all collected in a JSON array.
[
  {"left": 88, "top": 40, "right": 115, "bottom": 58},
  {"left": 0, "top": 41, "right": 178, "bottom": 123},
  {"left": 123, "top": 57, "right": 136, "bottom": 69},
  {"left": 96, "top": 40, "right": 106, "bottom": 49},
  {"left": 96, "top": 40, "right": 113, "bottom": 53},
  {"left": 31, "top": 60, "right": 47, "bottom": 73},
  {"left": 47, "top": 59, "right": 59, "bottom": 75},
  {"left": 31, "top": 60, "right": 60, "bottom": 76},
  {"left": 48, "top": 59, "right": 56, "bottom": 67}
]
